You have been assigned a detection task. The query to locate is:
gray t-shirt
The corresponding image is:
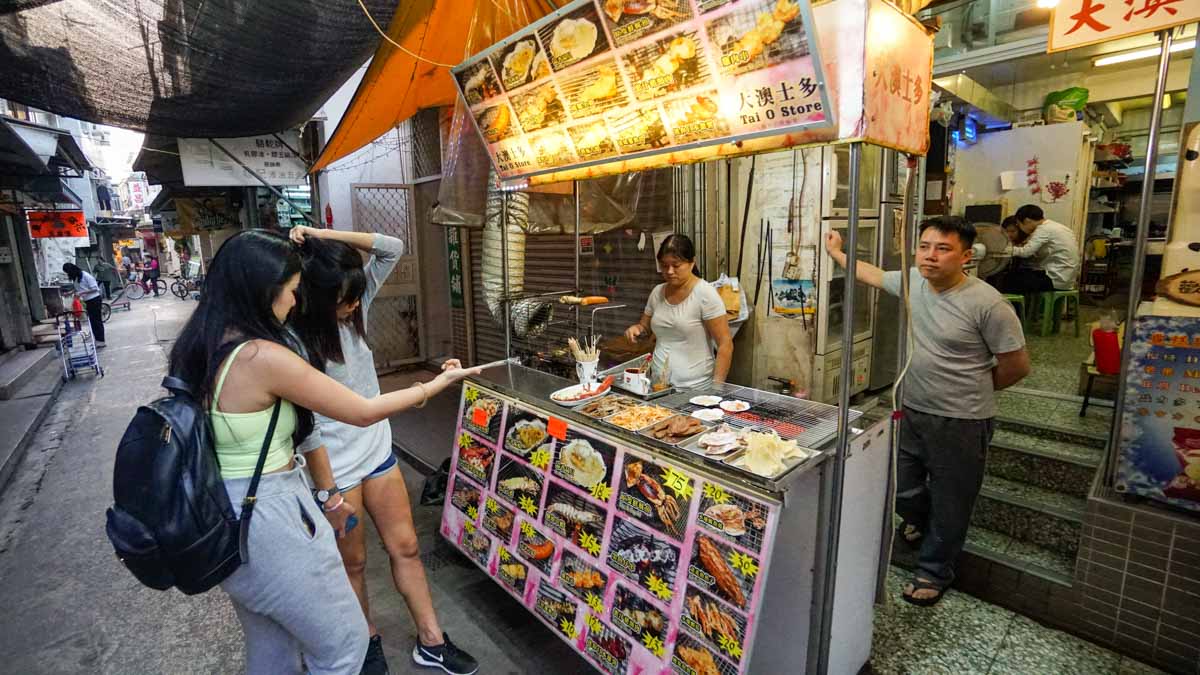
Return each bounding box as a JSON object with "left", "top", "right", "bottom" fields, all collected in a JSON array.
[
  {"left": 296, "top": 234, "right": 403, "bottom": 487},
  {"left": 882, "top": 269, "right": 1024, "bottom": 419}
]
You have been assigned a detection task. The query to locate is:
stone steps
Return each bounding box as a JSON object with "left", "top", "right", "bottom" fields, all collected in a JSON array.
[
  {"left": 973, "top": 474, "right": 1087, "bottom": 557},
  {"left": 0, "top": 348, "right": 54, "bottom": 400}
]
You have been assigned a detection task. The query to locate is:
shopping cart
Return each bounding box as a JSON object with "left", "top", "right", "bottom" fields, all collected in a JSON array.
[{"left": 54, "top": 311, "right": 104, "bottom": 381}]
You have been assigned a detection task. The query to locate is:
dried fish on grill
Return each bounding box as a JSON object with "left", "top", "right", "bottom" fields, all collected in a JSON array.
[{"left": 645, "top": 415, "right": 707, "bottom": 444}]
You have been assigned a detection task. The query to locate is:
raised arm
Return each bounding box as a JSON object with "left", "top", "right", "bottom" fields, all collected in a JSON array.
[
  {"left": 289, "top": 224, "right": 378, "bottom": 252},
  {"left": 1010, "top": 228, "right": 1048, "bottom": 259},
  {"left": 253, "top": 341, "right": 479, "bottom": 427},
  {"left": 824, "top": 230, "right": 885, "bottom": 289}
]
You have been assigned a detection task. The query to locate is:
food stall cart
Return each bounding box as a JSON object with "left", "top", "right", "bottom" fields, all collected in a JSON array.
[{"left": 437, "top": 0, "right": 934, "bottom": 672}]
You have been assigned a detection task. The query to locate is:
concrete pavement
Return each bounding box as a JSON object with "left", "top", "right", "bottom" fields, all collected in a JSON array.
[{"left": 0, "top": 295, "right": 584, "bottom": 674}]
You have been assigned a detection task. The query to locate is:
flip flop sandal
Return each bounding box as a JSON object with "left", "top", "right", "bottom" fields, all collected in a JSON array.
[
  {"left": 902, "top": 578, "right": 946, "bottom": 607},
  {"left": 896, "top": 521, "right": 924, "bottom": 549}
]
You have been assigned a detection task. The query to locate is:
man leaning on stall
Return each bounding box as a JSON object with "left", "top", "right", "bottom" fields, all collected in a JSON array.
[{"left": 825, "top": 216, "right": 1030, "bottom": 606}]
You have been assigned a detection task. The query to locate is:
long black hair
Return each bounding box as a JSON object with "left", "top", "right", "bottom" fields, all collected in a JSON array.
[
  {"left": 168, "top": 229, "right": 314, "bottom": 443},
  {"left": 292, "top": 238, "right": 368, "bottom": 366},
  {"left": 62, "top": 263, "right": 82, "bottom": 282},
  {"left": 656, "top": 233, "right": 701, "bottom": 277}
]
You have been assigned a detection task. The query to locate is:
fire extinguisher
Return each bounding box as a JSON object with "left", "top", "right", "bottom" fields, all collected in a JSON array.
[{"left": 71, "top": 295, "right": 84, "bottom": 332}]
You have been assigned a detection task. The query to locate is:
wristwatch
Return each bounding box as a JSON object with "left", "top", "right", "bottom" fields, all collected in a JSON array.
[{"left": 313, "top": 486, "right": 340, "bottom": 507}]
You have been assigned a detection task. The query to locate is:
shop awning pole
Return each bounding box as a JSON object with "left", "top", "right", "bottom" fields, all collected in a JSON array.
[
  {"left": 817, "top": 141, "right": 861, "bottom": 674},
  {"left": 1105, "top": 29, "right": 1175, "bottom": 482},
  {"left": 207, "top": 138, "right": 321, "bottom": 228},
  {"left": 575, "top": 180, "right": 581, "bottom": 337},
  {"left": 502, "top": 192, "right": 512, "bottom": 359}
]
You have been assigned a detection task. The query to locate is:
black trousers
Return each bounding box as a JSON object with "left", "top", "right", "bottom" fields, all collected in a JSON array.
[
  {"left": 84, "top": 296, "right": 105, "bottom": 343},
  {"left": 896, "top": 407, "right": 993, "bottom": 586},
  {"left": 998, "top": 269, "right": 1054, "bottom": 294}
]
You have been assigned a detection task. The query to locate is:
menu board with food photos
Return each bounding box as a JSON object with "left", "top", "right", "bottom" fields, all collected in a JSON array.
[
  {"left": 452, "top": 0, "right": 832, "bottom": 182},
  {"left": 441, "top": 390, "right": 783, "bottom": 674}
]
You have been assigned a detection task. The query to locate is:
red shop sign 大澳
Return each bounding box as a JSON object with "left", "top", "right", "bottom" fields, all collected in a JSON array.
[{"left": 27, "top": 211, "right": 88, "bottom": 238}]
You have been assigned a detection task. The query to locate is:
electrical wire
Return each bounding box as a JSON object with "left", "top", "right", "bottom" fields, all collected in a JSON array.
[{"left": 356, "top": 0, "right": 457, "bottom": 68}]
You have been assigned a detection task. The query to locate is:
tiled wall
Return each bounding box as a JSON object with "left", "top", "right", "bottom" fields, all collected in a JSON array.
[{"left": 1074, "top": 494, "right": 1200, "bottom": 675}]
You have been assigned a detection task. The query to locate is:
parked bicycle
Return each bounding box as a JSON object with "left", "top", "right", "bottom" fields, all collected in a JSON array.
[
  {"left": 124, "top": 276, "right": 167, "bottom": 300},
  {"left": 170, "top": 272, "right": 204, "bottom": 300}
]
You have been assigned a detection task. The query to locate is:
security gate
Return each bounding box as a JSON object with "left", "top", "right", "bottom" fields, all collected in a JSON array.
[{"left": 352, "top": 184, "right": 424, "bottom": 368}]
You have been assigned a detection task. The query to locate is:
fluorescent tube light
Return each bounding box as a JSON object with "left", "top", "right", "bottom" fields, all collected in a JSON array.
[{"left": 1093, "top": 39, "right": 1195, "bottom": 67}]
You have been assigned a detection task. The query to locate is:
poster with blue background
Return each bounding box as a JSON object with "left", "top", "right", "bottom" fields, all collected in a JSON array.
[{"left": 1117, "top": 315, "right": 1200, "bottom": 512}]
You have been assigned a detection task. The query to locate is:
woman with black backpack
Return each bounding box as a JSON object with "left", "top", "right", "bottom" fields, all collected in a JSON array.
[
  {"left": 289, "top": 224, "right": 479, "bottom": 675},
  {"left": 167, "top": 230, "right": 479, "bottom": 675}
]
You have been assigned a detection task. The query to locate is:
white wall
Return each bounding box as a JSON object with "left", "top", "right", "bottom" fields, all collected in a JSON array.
[
  {"left": 315, "top": 61, "right": 413, "bottom": 231},
  {"left": 953, "top": 121, "right": 1092, "bottom": 241}
]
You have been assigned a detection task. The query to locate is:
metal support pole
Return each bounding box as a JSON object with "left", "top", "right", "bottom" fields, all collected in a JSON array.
[
  {"left": 1106, "top": 29, "right": 1174, "bottom": 481},
  {"left": 575, "top": 180, "right": 581, "bottom": 337},
  {"left": 817, "top": 141, "right": 861, "bottom": 674},
  {"left": 209, "top": 139, "right": 321, "bottom": 228},
  {"left": 502, "top": 193, "right": 512, "bottom": 359}
]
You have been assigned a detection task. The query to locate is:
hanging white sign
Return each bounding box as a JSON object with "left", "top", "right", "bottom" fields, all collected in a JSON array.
[
  {"left": 1049, "top": 0, "right": 1200, "bottom": 53},
  {"left": 178, "top": 133, "right": 307, "bottom": 187}
]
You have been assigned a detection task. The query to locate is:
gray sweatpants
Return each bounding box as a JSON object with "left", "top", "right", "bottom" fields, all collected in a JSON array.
[
  {"left": 222, "top": 463, "right": 369, "bottom": 675},
  {"left": 896, "top": 407, "right": 993, "bottom": 587}
]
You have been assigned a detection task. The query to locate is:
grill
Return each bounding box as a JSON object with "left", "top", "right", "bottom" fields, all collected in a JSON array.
[
  {"left": 655, "top": 384, "right": 860, "bottom": 448},
  {"left": 620, "top": 30, "right": 712, "bottom": 103},
  {"left": 705, "top": 1, "right": 810, "bottom": 78}
]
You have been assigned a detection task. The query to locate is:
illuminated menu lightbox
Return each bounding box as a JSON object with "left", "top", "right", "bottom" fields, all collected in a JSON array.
[{"left": 453, "top": 0, "right": 834, "bottom": 183}]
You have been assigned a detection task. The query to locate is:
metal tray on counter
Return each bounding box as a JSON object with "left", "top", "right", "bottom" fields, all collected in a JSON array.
[
  {"left": 676, "top": 429, "right": 820, "bottom": 481},
  {"left": 637, "top": 415, "right": 712, "bottom": 447},
  {"left": 599, "top": 355, "right": 676, "bottom": 401}
]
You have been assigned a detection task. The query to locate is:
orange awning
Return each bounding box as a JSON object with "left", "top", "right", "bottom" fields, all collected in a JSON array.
[{"left": 312, "top": 0, "right": 556, "bottom": 172}]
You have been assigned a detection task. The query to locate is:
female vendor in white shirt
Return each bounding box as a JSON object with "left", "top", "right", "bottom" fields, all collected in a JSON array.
[{"left": 624, "top": 234, "right": 733, "bottom": 389}]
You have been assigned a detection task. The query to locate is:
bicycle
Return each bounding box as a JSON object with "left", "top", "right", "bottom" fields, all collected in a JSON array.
[
  {"left": 124, "top": 277, "right": 167, "bottom": 300},
  {"left": 170, "top": 273, "right": 204, "bottom": 300}
]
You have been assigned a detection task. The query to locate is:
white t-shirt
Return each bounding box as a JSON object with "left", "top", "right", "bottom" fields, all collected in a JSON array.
[
  {"left": 1011, "top": 219, "right": 1079, "bottom": 290},
  {"left": 644, "top": 279, "right": 726, "bottom": 390}
]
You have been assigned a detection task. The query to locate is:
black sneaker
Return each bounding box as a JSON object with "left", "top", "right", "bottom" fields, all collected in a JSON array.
[
  {"left": 361, "top": 634, "right": 390, "bottom": 675},
  {"left": 412, "top": 632, "right": 478, "bottom": 675}
]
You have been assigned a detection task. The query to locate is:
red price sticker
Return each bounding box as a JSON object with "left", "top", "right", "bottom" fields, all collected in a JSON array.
[
  {"left": 547, "top": 417, "right": 567, "bottom": 440},
  {"left": 472, "top": 407, "right": 489, "bottom": 427}
]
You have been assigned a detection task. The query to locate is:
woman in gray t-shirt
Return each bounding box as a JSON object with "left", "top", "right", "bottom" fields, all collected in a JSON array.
[
  {"left": 624, "top": 234, "right": 733, "bottom": 390},
  {"left": 289, "top": 226, "right": 478, "bottom": 675}
]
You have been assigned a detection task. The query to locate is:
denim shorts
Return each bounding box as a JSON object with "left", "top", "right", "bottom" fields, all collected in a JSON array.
[{"left": 339, "top": 453, "right": 397, "bottom": 492}]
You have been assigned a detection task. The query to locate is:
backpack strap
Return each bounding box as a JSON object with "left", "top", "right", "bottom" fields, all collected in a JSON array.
[{"left": 237, "top": 399, "right": 282, "bottom": 563}]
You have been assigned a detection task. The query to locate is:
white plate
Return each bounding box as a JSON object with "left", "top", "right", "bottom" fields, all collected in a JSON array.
[
  {"left": 691, "top": 408, "right": 724, "bottom": 422},
  {"left": 719, "top": 400, "right": 750, "bottom": 413},
  {"left": 550, "top": 384, "right": 608, "bottom": 407},
  {"left": 689, "top": 395, "right": 722, "bottom": 407}
]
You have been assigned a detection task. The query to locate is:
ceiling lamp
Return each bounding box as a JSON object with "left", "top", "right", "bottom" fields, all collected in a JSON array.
[{"left": 1093, "top": 39, "right": 1195, "bottom": 67}]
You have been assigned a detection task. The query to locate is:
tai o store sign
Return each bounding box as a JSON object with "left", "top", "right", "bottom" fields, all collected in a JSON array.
[{"left": 1049, "top": 0, "right": 1200, "bottom": 52}]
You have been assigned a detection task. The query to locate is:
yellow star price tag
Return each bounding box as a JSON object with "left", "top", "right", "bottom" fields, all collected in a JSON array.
[
  {"left": 521, "top": 521, "right": 536, "bottom": 538},
  {"left": 458, "top": 432, "right": 473, "bottom": 449},
  {"left": 585, "top": 613, "right": 603, "bottom": 635},
  {"left": 578, "top": 531, "right": 602, "bottom": 557},
  {"left": 728, "top": 551, "right": 759, "bottom": 578},
  {"left": 529, "top": 447, "right": 551, "bottom": 470},
  {"left": 585, "top": 591, "right": 605, "bottom": 615},
  {"left": 589, "top": 481, "right": 613, "bottom": 502},
  {"left": 661, "top": 467, "right": 693, "bottom": 501},
  {"left": 519, "top": 494, "right": 539, "bottom": 516},
  {"left": 464, "top": 388, "right": 479, "bottom": 403},
  {"left": 718, "top": 633, "right": 743, "bottom": 659},
  {"left": 703, "top": 482, "right": 729, "bottom": 504},
  {"left": 498, "top": 546, "right": 511, "bottom": 562},
  {"left": 466, "top": 505, "right": 478, "bottom": 520},
  {"left": 641, "top": 632, "right": 664, "bottom": 658},
  {"left": 486, "top": 497, "right": 499, "bottom": 514},
  {"left": 645, "top": 573, "right": 673, "bottom": 601},
  {"left": 464, "top": 520, "right": 476, "bottom": 534},
  {"left": 559, "top": 617, "right": 576, "bottom": 638}
]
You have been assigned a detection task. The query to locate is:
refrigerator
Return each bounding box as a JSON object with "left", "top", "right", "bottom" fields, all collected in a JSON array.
[{"left": 869, "top": 149, "right": 913, "bottom": 390}]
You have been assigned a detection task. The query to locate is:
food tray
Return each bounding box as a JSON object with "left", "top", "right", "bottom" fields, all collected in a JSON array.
[
  {"left": 719, "top": 444, "right": 818, "bottom": 480},
  {"left": 576, "top": 394, "right": 640, "bottom": 420},
  {"left": 655, "top": 384, "right": 861, "bottom": 449},
  {"left": 638, "top": 415, "right": 712, "bottom": 447},
  {"left": 599, "top": 354, "right": 676, "bottom": 400},
  {"left": 605, "top": 404, "right": 676, "bottom": 431}
]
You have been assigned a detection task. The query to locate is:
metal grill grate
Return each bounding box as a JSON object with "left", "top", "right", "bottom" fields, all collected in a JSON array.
[
  {"left": 656, "top": 384, "right": 860, "bottom": 448},
  {"left": 352, "top": 184, "right": 422, "bottom": 367},
  {"left": 412, "top": 108, "right": 443, "bottom": 178}
]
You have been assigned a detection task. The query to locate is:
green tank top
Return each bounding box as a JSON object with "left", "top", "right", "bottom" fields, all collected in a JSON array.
[{"left": 210, "top": 342, "right": 296, "bottom": 479}]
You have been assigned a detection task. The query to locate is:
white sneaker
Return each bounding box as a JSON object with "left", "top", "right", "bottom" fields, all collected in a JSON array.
[{"left": 96, "top": 341, "right": 107, "bottom": 349}]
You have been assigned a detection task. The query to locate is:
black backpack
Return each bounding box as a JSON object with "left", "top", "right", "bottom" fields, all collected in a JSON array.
[{"left": 105, "top": 375, "right": 280, "bottom": 595}]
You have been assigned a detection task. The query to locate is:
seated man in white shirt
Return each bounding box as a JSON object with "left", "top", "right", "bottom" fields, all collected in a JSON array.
[{"left": 998, "top": 204, "right": 1080, "bottom": 294}]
